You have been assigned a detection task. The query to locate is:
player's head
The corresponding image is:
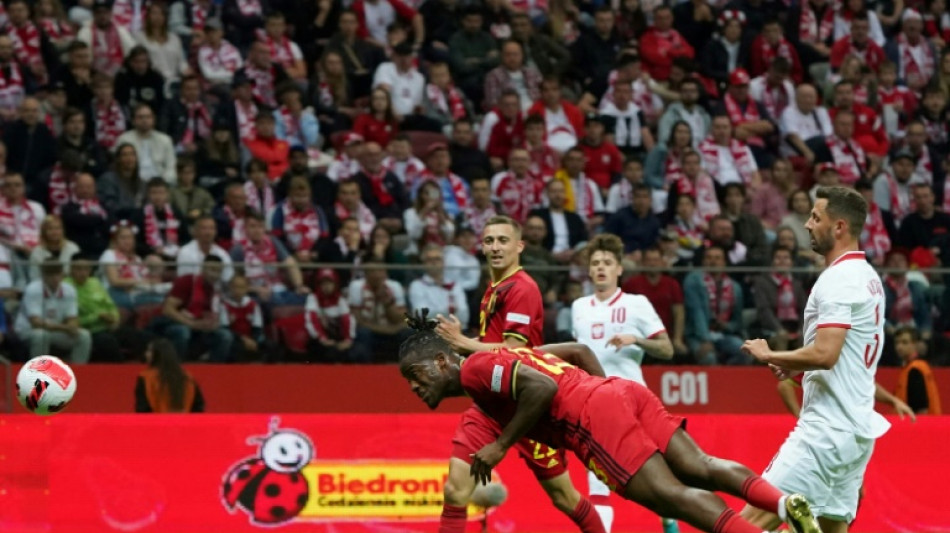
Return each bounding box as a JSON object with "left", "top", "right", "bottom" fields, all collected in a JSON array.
[
  {"left": 893, "top": 326, "right": 920, "bottom": 362},
  {"left": 807, "top": 186, "right": 868, "bottom": 255},
  {"left": 482, "top": 216, "right": 524, "bottom": 277},
  {"left": 398, "top": 309, "right": 464, "bottom": 409},
  {"left": 585, "top": 234, "right": 624, "bottom": 292}
]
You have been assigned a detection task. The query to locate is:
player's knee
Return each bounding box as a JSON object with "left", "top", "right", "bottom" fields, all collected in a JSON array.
[
  {"left": 443, "top": 478, "right": 471, "bottom": 507},
  {"left": 542, "top": 479, "right": 580, "bottom": 514}
]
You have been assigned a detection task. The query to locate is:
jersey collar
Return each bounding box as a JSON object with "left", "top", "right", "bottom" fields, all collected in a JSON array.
[
  {"left": 490, "top": 266, "right": 523, "bottom": 288},
  {"left": 829, "top": 250, "right": 867, "bottom": 267},
  {"left": 590, "top": 288, "right": 623, "bottom": 307}
]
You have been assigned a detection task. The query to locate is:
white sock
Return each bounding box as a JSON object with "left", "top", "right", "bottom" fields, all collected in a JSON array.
[
  {"left": 594, "top": 504, "right": 614, "bottom": 533},
  {"left": 777, "top": 495, "right": 788, "bottom": 521}
]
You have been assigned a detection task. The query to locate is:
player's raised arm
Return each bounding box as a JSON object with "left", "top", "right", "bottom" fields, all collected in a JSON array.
[
  {"left": 742, "top": 326, "right": 848, "bottom": 371},
  {"left": 538, "top": 342, "right": 606, "bottom": 377}
]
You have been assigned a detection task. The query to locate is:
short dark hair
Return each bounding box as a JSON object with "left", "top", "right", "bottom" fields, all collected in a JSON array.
[
  {"left": 146, "top": 177, "right": 168, "bottom": 190},
  {"left": 585, "top": 233, "right": 624, "bottom": 264},
  {"left": 771, "top": 245, "right": 793, "bottom": 261},
  {"left": 893, "top": 326, "right": 920, "bottom": 342},
  {"left": 524, "top": 113, "right": 545, "bottom": 127},
  {"left": 815, "top": 186, "right": 868, "bottom": 239},
  {"left": 723, "top": 182, "right": 747, "bottom": 199}
]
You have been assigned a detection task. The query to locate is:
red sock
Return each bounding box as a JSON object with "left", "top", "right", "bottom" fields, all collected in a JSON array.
[
  {"left": 740, "top": 475, "right": 784, "bottom": 514},
  {"left": 713, "top": 508, "right": 764, "bottom": 533},
  {"left": 569, "top": 497, "right": 608, "bottom": 533},
  {"left": 439, "top": 504, "right": 467, "bottom": 533}
]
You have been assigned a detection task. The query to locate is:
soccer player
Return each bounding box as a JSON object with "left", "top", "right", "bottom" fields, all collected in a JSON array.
[
  {"left": 740, "top": 186, "right": 890, "bottom": 533},
  {"left": 433, "top": 215, "right": 606, "bottom": 533},
  {"left": 398, "top": 316, "right": 822, "bottom": 533},
  {"left": 572, "top": 233, "right": 679, "bottom": 533}
]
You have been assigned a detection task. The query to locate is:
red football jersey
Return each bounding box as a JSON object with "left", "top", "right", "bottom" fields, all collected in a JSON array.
[
  {"left": 460, "top": 347, "right": 603, "bottom": 448},
  {"left": 478, "top": 268, "right": 544, "bottom": 346}
]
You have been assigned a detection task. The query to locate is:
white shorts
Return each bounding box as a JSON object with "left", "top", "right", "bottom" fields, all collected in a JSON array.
[{"left": 763, "top": 424, "right": 875, "bottom": 523}]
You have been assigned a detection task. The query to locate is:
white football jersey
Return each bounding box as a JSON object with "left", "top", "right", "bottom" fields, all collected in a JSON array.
[
  {"left": 799, "top": 250, "right": 891, "bottom": 439},
  {"left": 571, "top": 289, "right": 666, "bottom": 385}
]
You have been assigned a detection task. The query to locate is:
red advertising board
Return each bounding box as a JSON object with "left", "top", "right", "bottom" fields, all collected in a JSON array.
[
  {"left": 3, "top": 364, "right": 946, "bottom": 414},
  {"left": 0, "top": 414, "right": 944, "bottom": 533}
]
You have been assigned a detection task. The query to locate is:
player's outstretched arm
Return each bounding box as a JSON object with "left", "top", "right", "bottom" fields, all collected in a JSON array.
[
  {"left": 538, "top": 342, "right": 607, "bottom": 377},
  {"left": 435, "top": 314, "right": 522, "bottom": 354},
  {"left": 874, "top": 383, "right": 917, "bottom": 422},
  {"left": 742, "top": 327, "right": 847, "bottom": 371}
]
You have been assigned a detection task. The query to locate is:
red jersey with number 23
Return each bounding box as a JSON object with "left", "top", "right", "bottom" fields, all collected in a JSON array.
[{"left": 479, "top": 268, "right": 544, "bottom": 346}]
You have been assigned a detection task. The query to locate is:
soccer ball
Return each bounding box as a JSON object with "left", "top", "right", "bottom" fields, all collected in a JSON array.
[{"left": 16, "top": 356, "right": 77, "bottom": 415}]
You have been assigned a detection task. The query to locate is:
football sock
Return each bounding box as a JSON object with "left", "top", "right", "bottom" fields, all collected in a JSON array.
[
  {"left": 590, "top": 494, "right": 614, "bottom": 532},
  {"left": 740, "top": 475, "right": 786, "bottom": 519},
  {"left": 712, "top": 508, "right": 764, "bottom": 533},
  {"left": 569, "top": 497, "right": 608, "bottom": 533},
  {"left": 439, "top": 504, "right": 467, "bottom": 533}
]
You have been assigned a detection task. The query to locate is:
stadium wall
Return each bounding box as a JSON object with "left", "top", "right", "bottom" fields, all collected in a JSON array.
[{"left": 0, "top": 413, "right": 943, "bottom": 533}]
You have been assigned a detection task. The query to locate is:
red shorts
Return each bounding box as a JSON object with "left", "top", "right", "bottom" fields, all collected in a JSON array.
[
  {"left": 452, "top": 406, "right": 569, "bottom": 481},
  {"left": 575, "top": 378, "right": 685, "bottom": 494}
]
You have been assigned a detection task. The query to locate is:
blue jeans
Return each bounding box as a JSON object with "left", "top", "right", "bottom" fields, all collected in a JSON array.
[{"left": 152, "top": 318, "right": 233, "bottom": 362}]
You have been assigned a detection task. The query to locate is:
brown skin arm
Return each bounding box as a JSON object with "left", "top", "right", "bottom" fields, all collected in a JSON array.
[
  {"left": 776, "top": 379, "right": 802, "bottom": 417},
  {"left": 538, "top": 342, "right": 606, "bottom": 378}
]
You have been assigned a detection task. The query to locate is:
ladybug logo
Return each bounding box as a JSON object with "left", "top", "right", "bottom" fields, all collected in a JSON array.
[{"left": 221, "top": 418, "right": 314, "bottom": 525}]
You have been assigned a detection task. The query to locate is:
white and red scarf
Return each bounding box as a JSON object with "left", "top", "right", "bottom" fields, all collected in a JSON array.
[
  {"left": 0, "top": 198, "right": 39, "bottom": 248},
  {"left": 190, "top": 1, "right": 208, "bottom": 30},
  {"left": 759, "top": 79, "right": 792, "bottom": 119},
  {"left": 220, "top": 295, "right": 260, "bottom": 337},
  {"left": 418, "top": 171, "right": 470, "bottom": 212},
  {"left": 911, "top": 146, "right": 934, "bottom": 184},
  {"left": 897, "top": 33, "right": 936, "bottom": 90},
  {"left": 773, "top": 274, "right": 797, "bottom": 322},
  {"left": 825, "top": 135, "right": 866, "bottom": 184},
  {"left": 256, "top": 29, "right": 298, "bottom": 70},
  {"left": 316, "top": 81, "right": 335, "bottom": 108},
  {"left": 39, "top": 18, "right": 74, "bottom": 41},
  {"left": 241, "top": 236, "right": 278, "bottom": 285},
  {"left": 75, "top": 197, "right": 107, "bottom": 218},
  {"left": 334, "top": 201, "right": 376, "bottom": 240},
  {"left": 862, "top": 202, "right": 891, "bottom": 259},
  {"left": 663, "top": 149, "right": 686, "bottom": 187},
  {"left": 91, "top": 24, "right": 125, "bottom": 76},
  {"left": 48, "top": 165, "right": 75, "bottom": 212},
  {"left": 113, "top": 249, "right": 145, "bottom": 280},
  {"left": 245, "top": 65, "right": 277, "bottom": 107},
  {"left": 526, "top": 142, "right": 559, "bottom": 181},
  {"left": 182, "top": 101, "right": 212, "bottom": 146},
  {"left": 94, "top": 98, "right": 126, "bottom": 149},
  {"left": 698, "top": 137, "right": 757, "bottom": 186},
  {"left": 144, "top": 203, "right": 180, "bottom": 256},
  {"left": 674, "top": 172, "right": 720, "bottom": 223},
  {"left": 200, "top": 41, "right": 242, "bottom": 74},
  {"left": 703, "top": 273, "right": 735, "bottom": 324},
  {"left": 723, "top": 93, "right": 764, "bottom": 147},
  {"left": 223, "top": 206, "right": 246, "bottom": 243},
  {"left": 235, "top": 100, "right": 257, "bottom": 141},
  {"left": 673, "top": 216, "right": 703, "bottom": 252},
  {"left": 884, "top": 275, "right": 914, "bottom": 324},
  {"left": 798, "top": 1, "right": 834, "bottom": 44},
  {"left": 419, "top": 211, "right": 449, "bottom": 247},
  {"left": 923, "top": 12, "right": 950, "bottom": 43},
  {"left": 885, "top": 171, "right": 915, "bottom": 220},
  {"left": 466, "top": 204, "right": 497, "bottom": 236},
  {"left": 244, "top": 180, "right": 275, "bottom": 217},
  {"left": 112, "top": 0, "right": 146, "bottom": 32},
  {"left": 425, "top": 83, "right": 467, "bottom": 120},
  {"left": 758, "top": 37, "right": 798, "bottom": 73},
  {"left": 495, "top": 172, "right": 538, "bottom": 223},
  {"left": 383, "top": 155, "right": 426, "bottom": 188},
  {"left": 236, "top": 0, "right": 261, "bottom": 17},
  {"left": 0, "top": 62, "right": 25, "bottom": 112},
  {"left": 9, "top": 22, "right": 44, "bottom": 75},
  {"left": 282, "top": 203, "right": 324, "bottom": 252}
]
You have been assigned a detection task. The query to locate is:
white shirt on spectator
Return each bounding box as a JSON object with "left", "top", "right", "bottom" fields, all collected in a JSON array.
[
  {"left": 198, "top": 40, "right": 243, "bottom": 86},
  {"left": 372, "top": 62, "right": 425, "bottom": 117},
  {"left": 443, "top": 244, "right": 480, "bottom": 291},
  {"left": 363, "top": 0, "right": 397, "bottom": 44},
  {"left": 15, "top": 280, "right": 79, "bottom": 334},
  {"left": 0, "top": 245, "right": 13, "bottom": 291},
  {"left": 403, "top": 207, "right": 455, "bottom": 256},
  {"left": 305, "top": 292, "right": 356, "bottom": 340},
  {"left": 544, "top": 106, "right": 578, "bottom": 153},
  {"left": 176, "top": 240, "right": 234, "bottom": 281},
  {"left": 408, "top": 274, "right": 470, "bottom": 326},
  {"left": 114, "top": 129, "right": 178, "bottom": 185},
  {"left": 779, "top": 105, "right": 833, "bottom": 156},
  {"left": 135, "top": 31, "right": 189, "bottom": 83},
  {"left": 749, "top": 75, "right": 795, "bottom": 120},
  {"left": 348, "top": 277, "right": 406, "bottom": 327},
  {"left": 549, "top": 211, "right": 571, "bottom": 253}
]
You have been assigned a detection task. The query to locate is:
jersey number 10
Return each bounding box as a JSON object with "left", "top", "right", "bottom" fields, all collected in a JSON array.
[
  {"left": 611, "top": 308, "right": 626, "bottom": 323},
  {"left": 863, "top": 304, "right": 880, "bottom": 369}
]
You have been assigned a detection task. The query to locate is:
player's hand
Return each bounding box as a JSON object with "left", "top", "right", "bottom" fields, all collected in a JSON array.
[
  {"left": 471, "top": 441, "right": 507, "bottom": 485},
  {"left": 741, "top": 338, "right": 772, "bottom": 363},
  {"left": 770, "top": 364, "right": 799, "bottom": 381},
  {"left": 892, "top": 398, "right": 917, "bottom": 422},
  {"left": 606, "top": 334, "right": 637, "bottom": 350},
  {"left": 435, "top": 314, "right": 466, "bottom": 348}
]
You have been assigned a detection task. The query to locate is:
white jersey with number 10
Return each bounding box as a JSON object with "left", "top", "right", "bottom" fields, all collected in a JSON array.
[
  {"left": 800, "top": 250, "right": 890, "bottom": 439},
  {"left": 571, "top": 289, "right": 666, "bottom": 385}
]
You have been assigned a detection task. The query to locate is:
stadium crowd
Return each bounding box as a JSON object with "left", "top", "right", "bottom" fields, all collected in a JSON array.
[{"left": 0, "top": 0, "right": 948, "bottom": 367}]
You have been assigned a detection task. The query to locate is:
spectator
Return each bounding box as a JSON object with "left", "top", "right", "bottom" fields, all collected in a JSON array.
[
  {"left": 4, "top": 98, "right": 57, "bottom": 184},
  {"left": 132, "top": 178, "right": 186, "bottom": 261},
  {"left": 0, "top": 36, "right": 28, "bottom": 124},
  {"left": 232, "top": 212, "right": 309, "bottom": 306},
  {"left": 245, "top": 113, "right": 290, "bottom": 181},
  {"left": 373, "top": 43, "right": 437, "bottom": 131},
  {"left": 903, "top": 121, "right": 944, "bottom": 186},
  {"left": 779, "top": 83, "right": 832, "bottom": 159},
  {"left": 58, "top": 107, "right": 105, "bottom": 176},
  {"left": 222, "top": 0, "right": 268, "bottom": 48},
  {"left": 645, "top": 120, "right": 693, "bottom": 188},
  {"left": 668, "top": 194, "right": 705, "bottom": 262},
  {"left": 462, "top": 175, "right": 499, "bottom": 237},
  {"left": 775, "top": 224, "right": 821, "bottom": 275},
  {"left": 657, "top": 78, "right": 710, "bottom": 149},
  {"left": 256, "top": 12, "right": 306, "bottom": 83},
  {"left": 171, "top": 158, "right": 215, "bottom": 226},
  {"left": 88, "top": 73, "right": 128, "bottom": 152},
  {"left": 0, "top": 173, "right": 46, "bottom": 272},
  {"left": 36, "top": 0, "right": 76, "bottom": 55},
  {"left": 61, "top": 173, "right": 111, "bottom": 257},
  {"left": 405, "top": 178, "right": 455, "bottom": 257},
  {"left": 16, "top": 261, "right": 91, "bottom": 363},
  {"left": 417, "top": 143, "right": 470, "bottom": 217},
  {"left": 580, "top": 115, "right": 624, "bottom": 194},
  {"left": 238, "top": 41, "right": 289, "bottom": 109},
  {"left": 196, "top": 120, "right": 241, "bottom": 194},
  {"left": 448, "top": 6, "right": 499, "bottom": 105},
  {"left": 135, "top": 338, "right": 205, "bottom": 412},
  {"left": 702, "top": 10, "right": 750, "bottom": 92},
  {"left": 353, "top": 87, "right": 400, "bottom": 147},
  {"left": 526, "top": 77, "right": 585, "bottom": 154},
  {"left": 197, "top": 18, "right": 242, "bottom": 89},
  {"left": 829, "top": 79, "right": 889, "bottom": 159},
  {"left": 28, "top": 216, "right": 79, "bottom": 282},
  {"left": 884, "top": 9, "right": 937, "bottom": 94},
  {"left": 318, "top": 217, "right": 363, "bottom": 282},
  {"left": 114, "top": 46, "right": 166, "bottom": 114},
  {"left": 39, "top": 150, "right": 84, "bottom": 214},
  {"left": 604, "top": 183, "right": 660, "bottom": 258},
  {"left": 750, "top": 19, "right": 804, "bottom": 84},
  {"left": 522, "top": 114, "right": 559, "bottom": 181},
  {"left": 365, "top": 223, "right": 410, "bottom": 283},
  {"left": 521, "top": 215, "right": 563, "bottom": 304},
  {"left": 312, "top": 50, "right": 359, "bottom": 137},
  {"left": 409, "top": 243, "right": 470, "bottom": 326},
  {"left": 856, "top": 177, "right": 893, "bottom": 266},
  {"left": 873, "top": 149, "right": 919, "bottom": 223},
  {"left": 483, "top": 40, "right": 541, "bottom": 112},
  {"left": 57, "top": 41, "right": 95, "bottom": 110},
  {"left": 670, "top": 150, "right": 722, "bottom": 227},
  {"left": 347, "top": 260, "right": 410, "bottom": 362},
  {"left": 894, "top": 326, "right": 942, "bottom": 414},
  {"left": 703, "top": 214, "right": 749, "bottom": 266},
  {"left": 353, "top": 141, "right": 409, "bottom": 232},
  {"left": 877, "top": 61, "right": 918, "bottom": 142},
  {"left": 305, "top": 268, "right": 355, "bottom": 362},
  {"left": 273, "top": 85, "right": 319, "bottom": 153},
  {"left": 332, "top": 178, "right": 376, "bottom": 241},
  {"left": 673, "top": 0, "right": 718, "bottom": 53},
  {"left": 510, "top": 12, "right": 570, "bottom": 78},
  {"left": 443, "top": 225, "right": 481, "bottom": 300},
  {"left": 787, "top": 0, "right": 834, "bottom": 75},
  {"left": 217, "top": 74, "right": 258, "bottom": 145},
  {"left": 551, "top": 146, "right": 604, "bottom": 226},
  {"left": 882, "top": 248, "right": 932, "bottom": 339},
  {"left": 530, "top": 179, "right": 588, "bottom": 263},
  {"left": 160, "top": 76, "right": 211, "bottom": 156},
  {"left": 683, "top": 244, "right": 747, "bottom": 365},
  {"left": 830, "top": 10, "right": 885, "bottom": 73},
  {"left": 749, "top": 57, "right": 796, "bottom": 121},
  {"left": 238, "top": 159, "right": 272, "bottom": 220},
  {"left": 351, "top": 0, "right": 423, "bottom": 49},
  {"left": 916, "top": 87, "right": 950, "bottom": 151},
  {"left": 418, "top": 0, "right": 458, "bottom": 61},
  {"left": 753, "top": 246, "right": 807, "bottom": 351},
  {"left": 66, "top": 255, "right": 131, "bottom": 362},
  {"left": 100, "top": 221, "right": 154, "bottom": 309},
  {"left": 605, "top": 158, "right": 646, "bottom": 214},
  {"left": 383, "top": 134, "right": 425, "bottom": 188},
  {"left": 449, "top": 118, "right": 491, "bottom": 179},
  {"left": 154, "top": 255, "right": 232, "bottom": 360},
  {"left": 811, "top": 109, "right": 870, "bottom": 185},
  {"left": 717, "top": 69, "right": 776, "bottom": 166},
  {"left": 639, "top": 6, "right": 694, "bottom": 81},
  {"left": 135, "top": 2, "right": 189, "bottom": 87},
  {"left": 270, "top": 177, "right": 330, "bottom": 264},
  {"left": 623, "top": 246, "right": 688, "bottom": 356},
  {"left": 177, "top": 214, "right": 233, "bottom": 279},
  {"left": 218, "top": 274, "right": 265, "bottom": 361},
  {"left": 78, "top": 0, "right": 136, "bottom": 77},
  {"left": 115, "top": 104, "right": 177, "bottom": 185},
  {"left": 479, "top": 90, "right": 525, "bottom": 171},
  {"left": 325, "top": 10, "right": 386, "bottom": 100},
  {"left": 600, "top": 78, "right": 654, "bottom": 158},
  {"left": 699, "top": 115, "right": 762, "bottom": 189},
  {"left": 212, "top": 181, "right": 250, "bottom": 249}
]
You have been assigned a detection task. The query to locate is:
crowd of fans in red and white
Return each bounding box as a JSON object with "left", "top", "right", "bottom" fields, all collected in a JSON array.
[{"left": 0, "top": 0, "right": 948, "bottom": 366}]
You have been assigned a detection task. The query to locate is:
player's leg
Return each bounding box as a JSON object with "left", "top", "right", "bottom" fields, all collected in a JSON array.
[
  {"left": 517, "top": 441, "right": 607, "bottom": 533},
  {"left": 587, "top": 470, "right": 615, "bottom": 532},
  {"left": 819, "top": 517, "right": 849, "bottom": 533},
  {"left": 440, "top": 408, "right": 497, "bottom": 533}
]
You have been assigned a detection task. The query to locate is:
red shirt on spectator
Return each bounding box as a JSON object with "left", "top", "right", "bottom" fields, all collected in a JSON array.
[
  {"left": 168, "top": 274, "right": 217, "bottom": 319},
  {"left": 622, "top": 273, "right": 683, "bottom": 334},
  {"left": 245, "top": 135, "right": 290, "bottom": 181},
  {"left": 353, "top": 113, "right": 399, "bottom": 147},
  {"left": 830, "top": 35, "right": 885, "bottom": 72},
  {"left": 220, "top": 295, "right": 263, "bottom": 338},
  {"left": 479, "top": 109, "right": 524, "bottom": 162},
  {"left": 749, "top": 35, "right": 804, "bottom": 83},
  {"left": 829, "top": 104, "right": 889, "bottom": 156},
  {"left": 580, "top": 140, "right": 623, "bottom": 190},
  {"left": 639, "top": 28, "right": 694, "bottom": 81}
]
